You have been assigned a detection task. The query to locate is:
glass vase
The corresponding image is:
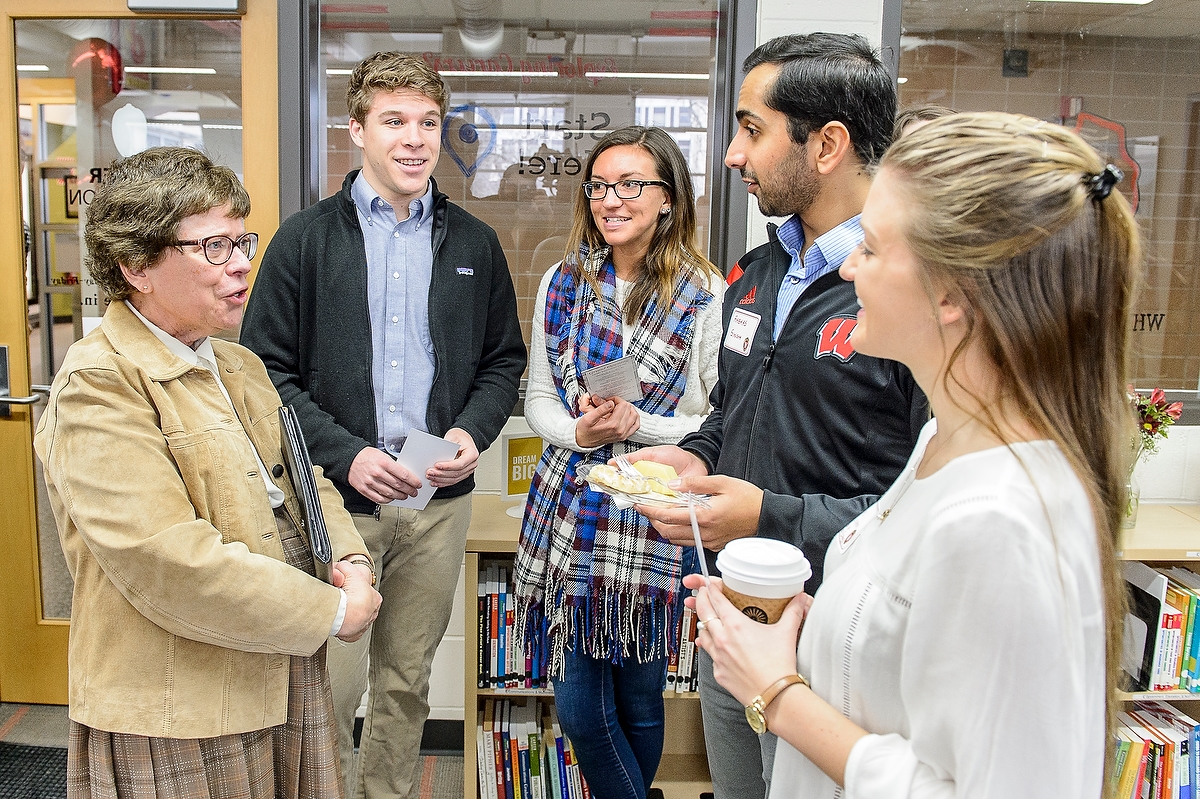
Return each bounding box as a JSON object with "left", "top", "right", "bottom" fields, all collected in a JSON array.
[{"left": 1123, "top": 466, "right": 1142, "bottom": 529}]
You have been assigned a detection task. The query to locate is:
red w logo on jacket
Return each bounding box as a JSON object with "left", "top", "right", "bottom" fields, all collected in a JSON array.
[{"left": 815, "top": 316, "right": 857, "bottom": 362}]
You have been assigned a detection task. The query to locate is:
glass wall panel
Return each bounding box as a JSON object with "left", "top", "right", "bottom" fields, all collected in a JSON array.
[
  {"left": 896, "top": 2, "right": 1200, "bottom": 390},
  {"left": 319, "top": 2, "right": 722, "bottom": 345},
  {"left": 16, "top": 18, "right": 244, "bottom": 620}
]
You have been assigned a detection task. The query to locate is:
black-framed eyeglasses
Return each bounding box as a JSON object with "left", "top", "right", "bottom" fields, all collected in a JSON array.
[
  {"left": 581, "top": 180, "right": 670, "bottom": 201},
  {"left": 171, "top": 232, "right": 259, "bottom": 266}
]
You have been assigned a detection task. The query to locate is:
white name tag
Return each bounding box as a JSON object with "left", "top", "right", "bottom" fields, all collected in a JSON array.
[{"left": 723, "top": 308, "right": 761, "bottom": 356}]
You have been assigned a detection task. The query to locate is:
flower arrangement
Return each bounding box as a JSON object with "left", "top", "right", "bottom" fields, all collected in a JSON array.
[{"left": 1131, "top": 387, "right": 1183, "bottom": 460}]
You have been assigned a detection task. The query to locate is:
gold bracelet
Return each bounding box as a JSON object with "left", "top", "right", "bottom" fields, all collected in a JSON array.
[{"left": 341, "top": 556, "right": 376, "bottom": 587}]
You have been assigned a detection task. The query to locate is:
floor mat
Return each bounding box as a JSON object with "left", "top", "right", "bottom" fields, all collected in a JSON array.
[
  {"left": 418, "top": 753, "right": 464, "bottom": 799},
  {"left": 0, "top": 741, "right": 66, "bottom": 799}
]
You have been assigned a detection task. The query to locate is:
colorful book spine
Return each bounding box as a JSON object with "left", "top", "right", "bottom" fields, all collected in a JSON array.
[
  {"left": 528, "top": 703, "right": 544, "bottom": 799},
  {"left": 495, "top": 699, "right": 509, "bottom": 799},
  {"left": 506, "top": 584, "right": 519, "bottom": 688},
  {"left": 1155, "top": 603, "right": 1185, "bottom": 690},
  {"left": 502, "top": 700, "right": 516, "bottom": 799},
  {"left": 1167, "top": 582, "right": 1191, "bottom": 688},
  {"left": 490, "top": 565, "right": 501, "bottom": 687},
  {"left": 665, "top": 610, "right": 681, "bottom": 691},
  {"left": 516, "top": 703, "right": 532, "bottom": 799},
  {"left": 479, "top": 572, "right": 490, "bottom": 689},
  {"left": 498, "top": 569, "right": 509, "bottom": 689},
  {"left": 543, "top": 709, "right": 563, "bottom": 799},
  {"left": 676, "top": 604, "right": 696, "bottom": 694},
  {"left": 550, "top": 707, "right": 570, "bottom": 799}
]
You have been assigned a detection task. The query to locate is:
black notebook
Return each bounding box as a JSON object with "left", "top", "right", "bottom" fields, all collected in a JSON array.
[{"left": 278, "top": 405, "right": 333, "bottom": 578}]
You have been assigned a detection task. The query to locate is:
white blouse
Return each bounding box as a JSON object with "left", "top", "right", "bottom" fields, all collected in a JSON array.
[
  {"left": 771, "top": 420, "right": 1106, "bottom": 799},
  {"left": 525, "top": 263, "right": 725, "bottom": 452}
]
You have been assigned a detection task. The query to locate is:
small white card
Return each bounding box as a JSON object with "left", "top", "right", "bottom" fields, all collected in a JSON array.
[
  {"left": 580, "top": 355, "right": 643, "bottom": 402},
  {"left": 388, "top": 430, "right": 462, "bottom": 511},
  {"left": 724, "top": 308, "right": 761, "bottom": 356}
]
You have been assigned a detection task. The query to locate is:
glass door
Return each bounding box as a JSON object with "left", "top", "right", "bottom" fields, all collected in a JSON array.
[{"left": 0, "top": 0, "right": 277, "bottom": 704}]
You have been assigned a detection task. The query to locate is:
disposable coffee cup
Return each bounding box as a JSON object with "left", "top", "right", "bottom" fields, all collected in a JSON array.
[{"left": 715, "top": 538, "right": 812, "bottom": 624}]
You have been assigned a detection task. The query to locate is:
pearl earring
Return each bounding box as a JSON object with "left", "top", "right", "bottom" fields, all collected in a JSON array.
[{"left": 661, "top": 207, "right": 670, "bottom": 215}]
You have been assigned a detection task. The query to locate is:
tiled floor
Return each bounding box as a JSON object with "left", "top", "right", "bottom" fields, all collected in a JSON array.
[{"left": 0, "top": 703, "right": 69, "bottom": 748}]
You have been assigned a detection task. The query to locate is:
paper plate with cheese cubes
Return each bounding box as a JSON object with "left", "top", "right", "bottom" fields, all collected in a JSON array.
[{"left": 576, "top": 460, "right": 711, "bottom": 509}]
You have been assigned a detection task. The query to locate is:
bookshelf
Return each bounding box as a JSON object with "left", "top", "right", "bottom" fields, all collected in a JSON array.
[
  {"left": 463, "top": 493, "right": 711, "bottom": 799},
  {"left": 1119, "top": 502, "right": 1200, "bottom": 703}
]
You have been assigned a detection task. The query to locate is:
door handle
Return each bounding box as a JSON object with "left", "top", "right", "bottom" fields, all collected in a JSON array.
[
  {"left": 0, "top": 344, "right": 50, "bottom": 414},
  {"left": 1, "top": 385, "right": 50, "bottom": 405}
]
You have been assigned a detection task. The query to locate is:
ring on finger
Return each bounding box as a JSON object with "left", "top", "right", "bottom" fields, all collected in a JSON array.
[{"left": 696, "top": 616, "right": 719, "bottom": 632}]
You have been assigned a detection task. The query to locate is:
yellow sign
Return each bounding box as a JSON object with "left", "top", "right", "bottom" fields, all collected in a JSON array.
[{"left": 505, "top": 434, "right": 544, "bottom": 498}]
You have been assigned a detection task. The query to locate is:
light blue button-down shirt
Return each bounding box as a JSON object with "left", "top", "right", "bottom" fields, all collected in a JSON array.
[
  {"left": 772, "top": 213, "right": 864, "bottom": 340},
  {"left": 352, "top": 173, "right": 436, "bottom": 454}
]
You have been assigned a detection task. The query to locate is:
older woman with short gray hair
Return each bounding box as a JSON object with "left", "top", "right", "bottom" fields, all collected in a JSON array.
[{"left": 36, "top": 146, "right": 381, "bottom": 799}]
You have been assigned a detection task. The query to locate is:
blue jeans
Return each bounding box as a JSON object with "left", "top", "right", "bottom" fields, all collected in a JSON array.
[{"left": 551, "top": 648, "right": 668, "bottom": 799}]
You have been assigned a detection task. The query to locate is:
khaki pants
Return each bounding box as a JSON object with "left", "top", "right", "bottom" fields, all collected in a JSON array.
[{"left": 327, "top": 493, "right": 472, "bottom": 799}]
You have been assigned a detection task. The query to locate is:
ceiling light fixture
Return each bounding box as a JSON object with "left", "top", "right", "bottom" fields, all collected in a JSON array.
[
  {"left": 439, "top": 70, "right": 558, "bottom": 77},
  {"left": 584, "top": 71, "right": 708, "bottom": 80},
  {"left": 1028, "top": 0, "right": 1151, "bottom": 5},
  {"left": 17, "top": 64, "right": 50, "bottom": 72},
  {"left": 124, "top": 67, "right": 217, "bottom": 75}
]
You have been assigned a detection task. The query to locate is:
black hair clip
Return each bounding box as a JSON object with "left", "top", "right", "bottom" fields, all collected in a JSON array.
[{"left": 1086, "top": 164, "right": 1123, "bottom": 202}]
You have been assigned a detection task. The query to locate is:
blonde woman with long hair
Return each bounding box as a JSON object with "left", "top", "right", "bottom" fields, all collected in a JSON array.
[
  {"left": 514, "top": 125, "right": 724, "bottom": 799},
  {"left": 686, "top": 112, "right": 1135, "bottom": 798}
]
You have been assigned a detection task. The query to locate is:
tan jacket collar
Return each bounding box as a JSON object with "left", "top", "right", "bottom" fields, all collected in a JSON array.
[{"left": 100, "top": 300, "right": 246, "bottom": 381}]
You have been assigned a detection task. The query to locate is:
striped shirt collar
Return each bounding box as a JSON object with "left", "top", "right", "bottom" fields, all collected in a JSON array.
[{"left": 777, "top": 213, "right": 864, "bottom": 282}]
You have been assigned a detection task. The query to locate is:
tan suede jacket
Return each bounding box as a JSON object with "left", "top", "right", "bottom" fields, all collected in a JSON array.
[{"left": 34, "top": 300, "right": 369, "bottom": 738}]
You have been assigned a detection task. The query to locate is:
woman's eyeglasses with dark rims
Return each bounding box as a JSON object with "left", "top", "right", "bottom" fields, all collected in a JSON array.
[
  {"left": 581, "top": 180, "right": 670, "bottom": 201},
  {"left": 171, "top": 232, "right": 259, "bottom": 266}
]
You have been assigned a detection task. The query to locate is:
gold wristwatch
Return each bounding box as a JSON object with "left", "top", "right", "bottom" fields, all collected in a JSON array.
[
  {"left": 745, "top": 673, "right": 808, "bottom": 734},
  {"left": 342, "top": 556, "right": 376, "bottom": 587}
]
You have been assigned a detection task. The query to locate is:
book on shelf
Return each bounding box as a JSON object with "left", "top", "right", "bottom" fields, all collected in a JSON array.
[
  {"left": 1165, "top": 582, "right": 1192, "bottom": 692},
  {"left": 477, "top": 698, "right": 591, "bottom": 799},
  {"left": 479, "top": 575, "right": 490, "bottom": 690},
  {"left": 1130, "top": 706, "right": 1188, "bottom": 799},
  {"left": 1136, "top": 699, "right": 1200, "bottom": 799},
  {"left": 479, "top": 564, "right": 549, "bottom": 692},
  {"left": 1124, "top": 562, "right": 1190, "bottom": 692},
  {"left": 477, "top": 710, "right": 495, "bottom": 799},
  {"left": 517, "top": 702, "right": 534, "bottom": 799},
  {"left": 676, "top": 604, "right": 696, "bottom": 694},
  {"left": 1165, "top": 567, "right": 1200, "bottom": 691},
  {"left": 526, "top": 704, "right": 544, "bottom": 799},
  {"left": 542, "top": 704, "right": 562, "bottom": 799},
  {"left": 498, "top": 569, "right": 509, "bottom": 689},
  {"left": 1115, "top": 724, "right": 1149, "bottom": 799},
  {"left": 501, "top": 700, "right": 515, "bottom": 799},
  {"left": 1120, "top": 710, "right": 1164, "bottom": 799}
]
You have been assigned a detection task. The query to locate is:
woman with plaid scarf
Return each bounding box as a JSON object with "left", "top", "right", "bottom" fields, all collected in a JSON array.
[{"left": 513, "top": 126, "right": 724, "bottom": 799}]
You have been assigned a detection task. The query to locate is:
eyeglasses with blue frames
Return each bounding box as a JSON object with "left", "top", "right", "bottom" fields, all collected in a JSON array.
[
  {"left": 171, "top": 232, "right": 259, "bottom": 266},
  {"left": 581, "top": 179, "right": 670, "bottom": 201}
]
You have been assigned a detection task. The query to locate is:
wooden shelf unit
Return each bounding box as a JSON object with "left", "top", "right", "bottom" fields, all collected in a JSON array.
[
  {"left": 1118, "top": 503, "right": 1200, "bottom": 704},
  {"left": 463, "top": 494, "right": 710, "bottom": 799}
]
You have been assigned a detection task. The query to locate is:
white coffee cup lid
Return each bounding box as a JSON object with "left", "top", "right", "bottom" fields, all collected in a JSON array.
[{"left": 716, "top": 538, "right": 812, "bottom": 598}]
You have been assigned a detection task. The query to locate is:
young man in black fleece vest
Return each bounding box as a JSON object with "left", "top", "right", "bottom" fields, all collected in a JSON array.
[
  {"left": 241, "top": 53, "right": 525, "bottom": 799},
  {"left": 634, "top": 33, "right": 927, "bottom": 799}
]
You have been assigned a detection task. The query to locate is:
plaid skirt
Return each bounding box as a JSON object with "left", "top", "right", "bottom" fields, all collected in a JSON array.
[{"left": 66, "top": 508, "right": 343, "bottom": 799}]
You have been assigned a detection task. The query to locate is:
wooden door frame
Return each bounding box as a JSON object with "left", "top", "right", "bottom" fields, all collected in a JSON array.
[{"left": 0, "top": 0, "right": 279, "bottom": 704}]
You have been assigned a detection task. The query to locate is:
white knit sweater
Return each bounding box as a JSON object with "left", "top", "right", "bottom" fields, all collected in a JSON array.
[{"left": 525, "top": 263, "right": 725, "bottom": 452}]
